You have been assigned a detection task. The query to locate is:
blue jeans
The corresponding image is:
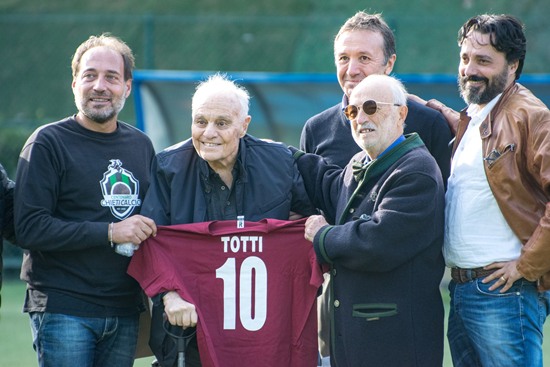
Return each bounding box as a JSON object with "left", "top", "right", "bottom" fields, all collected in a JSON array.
[
  {"left": 448, "top": 278, "right": 550, "bottom": 367},
  {"left": 29, "top": 312, "right": 139, "bottom": 367}
]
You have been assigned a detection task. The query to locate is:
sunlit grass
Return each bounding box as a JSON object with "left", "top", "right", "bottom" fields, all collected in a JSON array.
[{"left": 2, "top": 275, "right": 550, "bottom": 366}]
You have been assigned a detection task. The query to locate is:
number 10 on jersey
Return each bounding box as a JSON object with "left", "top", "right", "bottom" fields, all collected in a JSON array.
[{"left": 216, "top": 256, "right": 268, "bottom": 331}]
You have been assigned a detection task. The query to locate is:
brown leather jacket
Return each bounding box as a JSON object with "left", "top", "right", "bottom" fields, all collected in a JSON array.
[{"left": 428, "top": 83, "right": 550, "bottom": 290}]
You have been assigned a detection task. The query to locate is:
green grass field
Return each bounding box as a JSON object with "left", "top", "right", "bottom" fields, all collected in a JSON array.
[{"left": 2, "top": 276, "right": 550, "bottom": 366}]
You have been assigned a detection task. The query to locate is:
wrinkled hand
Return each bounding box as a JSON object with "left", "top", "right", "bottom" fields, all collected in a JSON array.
[
  {"left": 163, "top": 291, "right": 198, "bottom": 328},
  {"left": 482, "top": 260, "right": 523, "bottom": 293},
  {"left": 112, "top": 215, "right": 157, "bottom": 245},
  {"left": 304, "top": 215, "right": 328, "bottom": 242}
]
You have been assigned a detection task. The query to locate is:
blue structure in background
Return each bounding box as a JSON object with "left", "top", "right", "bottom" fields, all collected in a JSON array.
[
  {"left": 4, "top": 71, "right": 550, "bottom": 274},
  {"left": 133, "top": 71, "right": 550, "bottom": 151}
]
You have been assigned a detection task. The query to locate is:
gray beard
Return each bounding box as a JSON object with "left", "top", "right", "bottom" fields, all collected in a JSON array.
[
  {"left": 82, "top": 108, "right": 116, "bottom": 124},
  {"left": 75, "top": 96, "right": 126, "bottom": 124}
]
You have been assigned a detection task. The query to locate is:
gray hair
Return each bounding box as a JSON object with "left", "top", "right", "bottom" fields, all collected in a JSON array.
[{"left": 192, "top": 73, "right": 250, "bottom": 119}]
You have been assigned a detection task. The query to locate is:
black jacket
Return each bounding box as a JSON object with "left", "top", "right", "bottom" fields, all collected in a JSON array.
[
  {"left": 1, "top": 164, "right": 15, "bottom": 243},
  {"left": 142, "top": 134, "right": 315, "bottom": 225},
  {"left": 141, "top": 134, "right": 315, "bottom": 366}
]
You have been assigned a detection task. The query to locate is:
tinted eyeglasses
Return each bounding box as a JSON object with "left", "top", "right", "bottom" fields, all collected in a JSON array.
[{"left": 344, "top": 100, "right": 402, "bottom": 120}]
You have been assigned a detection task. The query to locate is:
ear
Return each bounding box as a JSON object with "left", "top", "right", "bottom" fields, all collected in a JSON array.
[
  {"left": 508, "top": 60, "right": 519, "bottom": 79},
  {"left": 241, "top": 115, "right": 251, "bottom": 137},
  {"left": 398, "top": 105, "right": 408, "bottom": 123},
  {"left": 124, "top": 79, "right": 132, "bottom": 98},
  {"left": 384, "top": 54, "right": 397, "bottom": 75}
]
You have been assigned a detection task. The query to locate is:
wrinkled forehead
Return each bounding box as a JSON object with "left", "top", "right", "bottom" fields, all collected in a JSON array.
[{"left": 193, "top": 92, "right": 242, "bottom": 118}]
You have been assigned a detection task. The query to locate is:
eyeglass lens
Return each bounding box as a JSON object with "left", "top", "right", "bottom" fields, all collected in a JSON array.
[{"left": 344, "top": 100, "right": 379, "bottom": 119}]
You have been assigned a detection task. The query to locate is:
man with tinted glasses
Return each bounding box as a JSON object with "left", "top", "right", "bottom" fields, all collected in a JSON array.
[
  {"left": 300, "top": 11, "right": 452, "bottom": 362},
  {"left": 292, "top": 74, "right": 445, "bottom": 367}
]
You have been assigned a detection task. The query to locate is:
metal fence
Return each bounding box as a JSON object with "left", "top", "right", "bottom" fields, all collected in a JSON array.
[
  {"left": 2, "top": 8, "right": 549, "bottom": 130},
  {"left": 2, "top": 6, "right": 550, "bottom": 274}
]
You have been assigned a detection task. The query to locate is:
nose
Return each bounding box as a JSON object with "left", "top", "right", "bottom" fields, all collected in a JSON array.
[
  {"left": 460, "top": 61, "right": 477, "bottom": 78},
  {"left": 347, "top": 58, "right": 361, "bottom": 77},
  {"left": 202, "top": 122, "right": 218, "bottom": 138},
  {"left": 353, "top": 110, "right": 370, "bottom": 127},
  {"left": 93, "top": 76, "right": 107, "bottom": 91}
]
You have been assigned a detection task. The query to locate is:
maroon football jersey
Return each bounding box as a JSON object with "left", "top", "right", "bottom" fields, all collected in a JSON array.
[{"left": 128, "top": 218, "right": 323, "bottom": 367}]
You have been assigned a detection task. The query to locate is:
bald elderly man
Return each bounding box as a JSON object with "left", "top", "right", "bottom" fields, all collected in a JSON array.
[{"left": 292, "top": 74, "right": 445, "bottom": 367}]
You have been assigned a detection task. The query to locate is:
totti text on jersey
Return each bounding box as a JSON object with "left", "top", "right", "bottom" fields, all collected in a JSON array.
[{"left": 221, "top": 236, "right": 263, "bottom": 253}]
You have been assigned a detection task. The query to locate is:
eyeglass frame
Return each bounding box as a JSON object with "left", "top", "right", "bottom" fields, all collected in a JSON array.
[{"left": 344, "top": 100, "right": 402, "bottom": 120}]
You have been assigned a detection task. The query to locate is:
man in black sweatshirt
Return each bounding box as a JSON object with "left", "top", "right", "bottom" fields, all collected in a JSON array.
[{"left": 14, "top": 33, "right": 157, "bottom": 367}]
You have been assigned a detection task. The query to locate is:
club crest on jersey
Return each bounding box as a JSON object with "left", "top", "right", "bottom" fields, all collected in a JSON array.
[{"left": 100, "top": 159, "right": 141, "bottom": 220}]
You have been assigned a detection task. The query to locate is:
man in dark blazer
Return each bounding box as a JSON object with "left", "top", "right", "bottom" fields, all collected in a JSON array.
[
  {"left": 300, "top": 12, "right": 451, "bottom": 361},
  {"left": 294, "top": 74, "right": 445, "bottom": 367}
]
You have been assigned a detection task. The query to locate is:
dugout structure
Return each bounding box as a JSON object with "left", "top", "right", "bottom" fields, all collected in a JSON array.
[
  {"left": 3, "top": 71, "right": 550, "bottom": 274},
  {"left": 133, "top": 71, "right": 550, "bottom": 151}
]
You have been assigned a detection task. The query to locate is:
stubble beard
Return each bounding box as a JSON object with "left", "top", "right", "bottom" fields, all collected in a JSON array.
[{"left": 75, "top": 94, "right": 126, "bottom": 124}]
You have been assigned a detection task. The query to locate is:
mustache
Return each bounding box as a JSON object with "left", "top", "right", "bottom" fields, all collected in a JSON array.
[
  {"left": 90, "top": 92, "right": 110, "bottom": 97},
  {"left": 462, "top": 75, "right": 488, "bottom": 83},
  {"left": 357, "top": 123, "right": 376, "bottom": 131}
]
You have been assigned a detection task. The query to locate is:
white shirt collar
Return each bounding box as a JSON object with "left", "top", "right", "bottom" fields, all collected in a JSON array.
[{"left": 466, "top": 93, "right": 502, "bottom": 126}]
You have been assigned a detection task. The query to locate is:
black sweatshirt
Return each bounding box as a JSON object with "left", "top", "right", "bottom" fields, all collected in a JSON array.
[{"left": 15, "top": 116, "right": 155, "bottom": 317}]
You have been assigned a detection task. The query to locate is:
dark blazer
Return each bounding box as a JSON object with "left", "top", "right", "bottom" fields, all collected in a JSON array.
[{"left": 294, "top": 134, "right": 445, "bottom": 367}]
